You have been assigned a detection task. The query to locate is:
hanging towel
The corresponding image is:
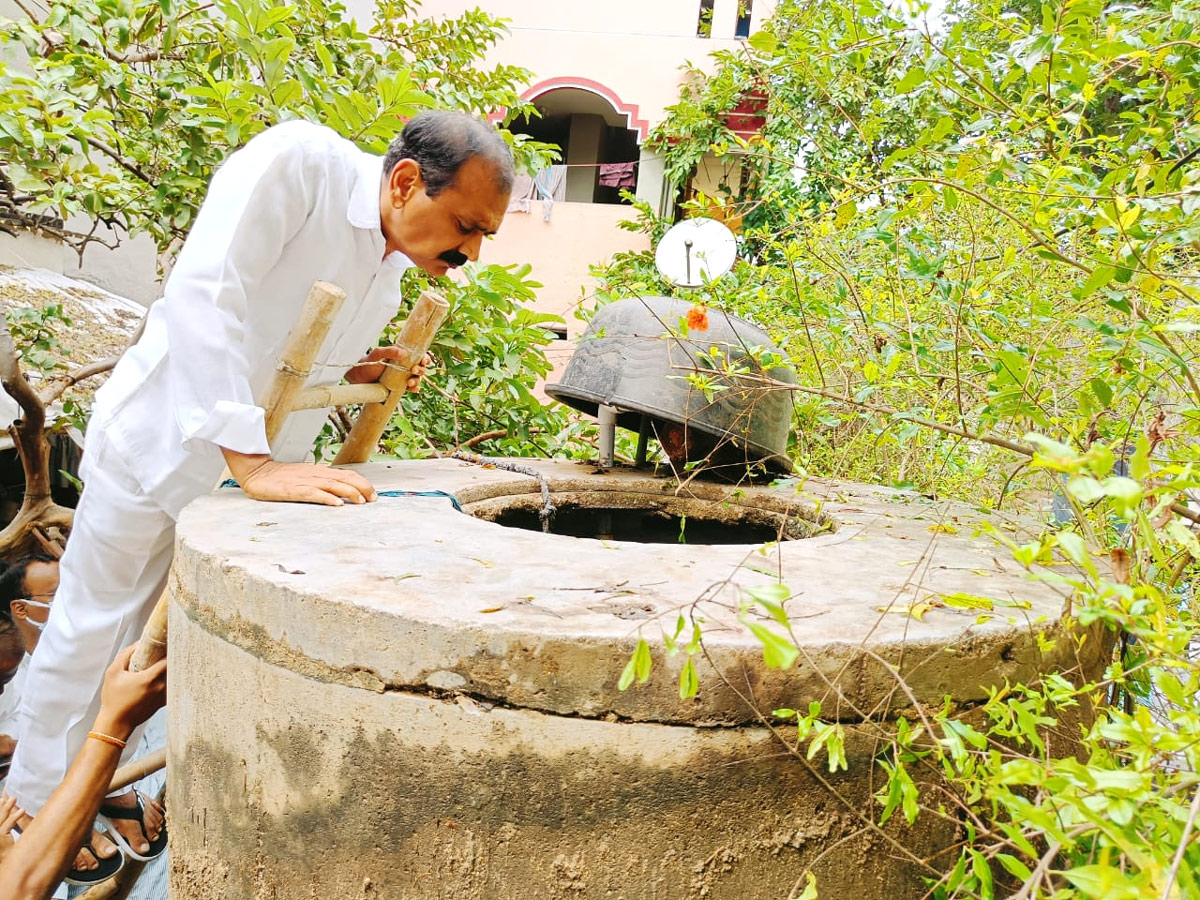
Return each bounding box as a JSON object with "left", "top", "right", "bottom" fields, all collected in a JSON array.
[
  {"left": 506, "top": 173, "right": 536, "bottom": 213},
  {"left": 598, "top": 161, "right": 637, "bottom": 189},
  {"left": 533, "top": 165, "right": 567, "bottom": 222}
]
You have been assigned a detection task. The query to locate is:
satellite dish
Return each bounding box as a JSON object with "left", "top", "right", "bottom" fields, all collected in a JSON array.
[{"left": 654, "top": 217, "right": 738, "bottom": 288}]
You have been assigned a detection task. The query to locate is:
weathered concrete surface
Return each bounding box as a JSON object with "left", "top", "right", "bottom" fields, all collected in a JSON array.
[
  {"left": 168, "top": 459, "right": 1103, "bottom": 899},
  {"left": 170, "top": 620, "right": 956, "bottom": 899}
]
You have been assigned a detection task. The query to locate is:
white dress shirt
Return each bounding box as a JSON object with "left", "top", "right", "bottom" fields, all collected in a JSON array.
[
  {"left": 91, "top": 121, "right": 412, "bottom": 517},
  {"left": 0, "top": 653, "right": 29, "bottom": 739}
]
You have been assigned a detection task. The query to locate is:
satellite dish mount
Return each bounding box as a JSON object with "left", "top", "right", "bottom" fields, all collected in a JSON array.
[{"left": 654, "top": 217, "right": 737, "bottom": 288}]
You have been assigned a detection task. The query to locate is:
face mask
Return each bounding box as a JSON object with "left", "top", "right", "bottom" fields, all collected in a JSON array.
[{"left": 20, "top": 598, "right": 51, "bottom": 633}]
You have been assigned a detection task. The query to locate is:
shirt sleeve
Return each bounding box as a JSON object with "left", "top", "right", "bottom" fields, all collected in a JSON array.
[{"left": 162, "top": 124, "right": 322, "bottom": 457}]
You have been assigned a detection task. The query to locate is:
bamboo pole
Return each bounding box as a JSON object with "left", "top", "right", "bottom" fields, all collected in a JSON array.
[
  {"left": 128, "top": 589, "right": 168, "bottom": 672},
  {"left": 290, "top": 382, "right": 389, "bottom": 411},
  {"left": 131, "top": 280, "right": 348, "bottom": 673},
  {"left": 104, "top": 281, "right": 359, "bottom": 894},
  {"left": 109, "top": 749, "right": 166, "bottom": 792},
  {"left": 262, "top": 281, "right": 347, "bottom": 446},
  {"left": 333, "top": 290, "right": 448, "bottom": 465}
]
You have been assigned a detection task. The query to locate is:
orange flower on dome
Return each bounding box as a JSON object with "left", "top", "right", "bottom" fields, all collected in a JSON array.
[{"left": 685, "top": 305, "right": 709, "bottom": 332}]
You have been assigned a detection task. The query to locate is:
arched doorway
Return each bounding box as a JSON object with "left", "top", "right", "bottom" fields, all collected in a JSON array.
[{"left": 510, "top": 77, "right": 647, "bottom": 205}]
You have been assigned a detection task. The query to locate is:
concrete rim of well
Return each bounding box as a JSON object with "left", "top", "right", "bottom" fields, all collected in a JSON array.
[{"left": 171, "top": 458, "right": 1100, "bottom": 726}]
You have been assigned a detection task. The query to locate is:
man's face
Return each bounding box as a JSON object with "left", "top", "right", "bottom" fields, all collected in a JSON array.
[
  {"left": 379, "top": 155, "right": 510, "bottom": 277},
  {"left": 0, "top": 631, "right": 23, "bottom": 695},
  {"left": 12, "top": 559, "right": 58, "bottom": 653}
]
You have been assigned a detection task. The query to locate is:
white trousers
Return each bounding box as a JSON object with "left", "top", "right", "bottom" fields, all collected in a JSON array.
[{"left": 8, "top": 432, "right": 178, "bottom": 813}]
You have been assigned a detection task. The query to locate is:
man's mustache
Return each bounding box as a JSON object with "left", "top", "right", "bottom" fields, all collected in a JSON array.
[{"left": 439, "top": 249, "right": 468, "bottom": 267}]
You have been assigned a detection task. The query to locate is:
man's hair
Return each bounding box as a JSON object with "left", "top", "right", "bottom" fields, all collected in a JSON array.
[
  {"left": 383, "top": 110, "right": 515, "bottom": 197},
  {"left": 0, "top": 554, "right": 56, "bottom": 618}
]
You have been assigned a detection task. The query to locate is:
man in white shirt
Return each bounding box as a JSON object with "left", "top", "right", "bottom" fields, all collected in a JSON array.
[
  {"left": 6, "top": 109, "right": 514, "bottom": 879},
  {"left": 0, "top": 556, "right": 60, "bottom": 760}
]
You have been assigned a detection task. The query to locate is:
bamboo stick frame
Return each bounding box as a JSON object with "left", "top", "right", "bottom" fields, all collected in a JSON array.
[
  {"left": 290, "top": 382, "right": 389, "bottom": 411},
  {"left": 109, "top": 748, "right": 166, "bottom": 793},
  {"left": 262, "top": 281, "right": 348, "bottom": 446},
  {"left": 332, "top": 289, "right": 449, "bottom": 465}
]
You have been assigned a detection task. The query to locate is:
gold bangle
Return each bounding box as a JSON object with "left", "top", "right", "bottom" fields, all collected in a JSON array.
[{"left": 87, "top": 730, "right": 127, "bottom": 749}]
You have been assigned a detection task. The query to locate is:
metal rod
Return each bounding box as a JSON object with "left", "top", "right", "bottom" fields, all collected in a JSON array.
[{"left": 635, "top": 414, "right": 649, "bottom": 466}]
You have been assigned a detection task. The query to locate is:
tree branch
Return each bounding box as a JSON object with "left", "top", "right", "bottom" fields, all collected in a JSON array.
[
  {"left": 37, "top": 356, "right": 119, "bottom": 405},
  {"left": 462, "top": 429, "right": 507, "bottom": 449},
  {"left": 783, "top": 381, "right": 1200, "bottom": 527},
  {"left": 1161, "top": 785, "right": 1200, "bottom": 900},
  {"left": 0, "top": 312, "right": 52, "bottom": 511},
  {"left": 38, "top": 308, "right": 147, "bottom": 405},
  {"left": 0, "top": 316, "right": 46, "bottom": 438},
  {"left": 84, "top": 137, "right": 151, "bottom": 184}
]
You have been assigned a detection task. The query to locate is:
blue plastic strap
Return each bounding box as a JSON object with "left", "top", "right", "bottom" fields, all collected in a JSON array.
[
  {"left": 219, "top": 479, "right": 462, "bottom": 512},
  {"left": 376, "top": 489, "right": 464, "bottom": 513}
]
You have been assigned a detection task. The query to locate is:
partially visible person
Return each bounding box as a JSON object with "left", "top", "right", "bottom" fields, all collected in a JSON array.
[
  {"left": 0, "top": 612, "right": 25, "bottom": 779},
  {"left": 0, "top": 642, "right": 166, "bottom": 900},
  {"left": 0, "top": 556, "right": 123, "bottom": 884},
  {"left": 0, "top": 555, "right": 60, "bottom": 657}
]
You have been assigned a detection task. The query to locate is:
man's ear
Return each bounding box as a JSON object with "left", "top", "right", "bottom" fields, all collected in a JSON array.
[
  {"left": 9, "top": 600, "right": 27, "bottom": 622},
  {"left": 387, "top": 158, "right": 423, "bottom": 207}
]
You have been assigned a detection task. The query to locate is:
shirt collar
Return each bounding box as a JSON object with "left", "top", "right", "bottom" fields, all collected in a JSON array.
[
  {"left": 348, "top": 151, "right": 385, "bottom": 232},
  {"left": 349, "top": 150, "right": 413, "bottom": 272}
]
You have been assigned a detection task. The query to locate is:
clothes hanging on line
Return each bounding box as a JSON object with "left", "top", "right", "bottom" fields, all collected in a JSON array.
[
  {"left": 598, "top": 161, "right": 638, "bottom": 189},
  {"left": 507, "top": 173, "right": 535, "bottom": 213},
  {"left": 534, "top": 165, "right": 567, "bottom": 221},
  {"left": 507, "top": 166, "right": 567, "bottom": 220}
]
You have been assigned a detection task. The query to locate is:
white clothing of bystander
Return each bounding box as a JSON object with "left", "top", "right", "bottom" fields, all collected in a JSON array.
[{"left": 8, "top": 120, "right": 413, "bottom": 814}]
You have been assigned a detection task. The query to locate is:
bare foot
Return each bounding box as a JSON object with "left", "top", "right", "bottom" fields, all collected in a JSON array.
[{"left": 102, "top": 790, "right": 163, "bottom": 856}]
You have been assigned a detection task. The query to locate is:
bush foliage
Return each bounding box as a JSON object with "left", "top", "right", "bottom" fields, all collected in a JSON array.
[
  {"left": 604, "top": 0, "right": 1200, "bottom": 896},
  {"left": 0, "top": 0, "right": 573, "bottom": 459}
]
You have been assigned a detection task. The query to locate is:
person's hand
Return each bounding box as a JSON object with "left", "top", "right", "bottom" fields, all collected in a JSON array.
[
  {"left": 238, "top": 459, "right": 378, "bottom": 506},
  {"left": 92, "top": 644, "right": 166, "bottom": 742},
  {"left": 220, "top": 449, "right": 378, "bottom": 507},
  {"left": 345, "top": 348, "right": 431, "bottom": 391},
  {"left": 0, "top": 734, "right": 15, "bottom": 760},
  {"left": 0, "top": 792, "right": 23, "bottom": 834}
]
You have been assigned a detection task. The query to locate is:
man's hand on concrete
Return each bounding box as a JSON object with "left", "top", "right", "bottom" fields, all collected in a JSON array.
[
  {"left": 223, "top": 450, "right": 378, "bottom": 506},
  {"left": 345, "top": 348, "right": 431, "bottom": 391}
]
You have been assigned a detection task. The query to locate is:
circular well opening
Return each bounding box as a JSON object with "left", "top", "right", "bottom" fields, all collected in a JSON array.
[{"left": 465, "top": 489, "right": 826, "bottom": 544}]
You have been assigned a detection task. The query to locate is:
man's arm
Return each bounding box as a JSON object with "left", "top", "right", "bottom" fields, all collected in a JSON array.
[{"left": 0, "top": 644, "right": 166, "bottom": 900}]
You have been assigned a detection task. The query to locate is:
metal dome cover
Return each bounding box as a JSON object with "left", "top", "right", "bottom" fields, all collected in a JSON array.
[{"left": 546, "top": 296, "right": 796, "bottom": 473}]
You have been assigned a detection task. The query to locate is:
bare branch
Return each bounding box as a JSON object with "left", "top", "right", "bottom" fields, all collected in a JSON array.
[
  {"left": 0, "top": 312, "right": 46, "bottom": 439},
  {"left": 38, "top": 308, "right": 147, "bottom": 405},
  {"left": 30, "top": 525, "right": 63, "bottom": 559},
  {"left": 37, "top": 355, "right": 120, "bottom": 405},
  {"left": 1161, "top": 786, "right": 1200, "bottom": 900},
  {"left": 462, "top": 429, "right": 507, "bottom": 449},
  {"left": 84, "top": 137, "right": 151, "bottom": 184}
]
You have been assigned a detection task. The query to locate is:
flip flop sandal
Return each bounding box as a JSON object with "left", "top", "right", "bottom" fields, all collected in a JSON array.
[
  {"left": 13, "top": 824, "right": 125, "bottom": 886},
  {"left": 98, "top": 792, "right": 168, "bottom": 862}
]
